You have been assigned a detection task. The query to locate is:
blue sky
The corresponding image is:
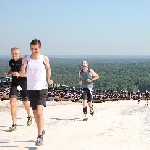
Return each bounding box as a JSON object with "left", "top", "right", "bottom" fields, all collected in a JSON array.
[{"left": 0, "top": 0, "right": 150, "bottom": 55}]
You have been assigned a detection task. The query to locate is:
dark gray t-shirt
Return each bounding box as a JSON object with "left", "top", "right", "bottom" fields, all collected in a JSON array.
[{"left": 80, "top": 69, "right": 93, "bottom": 89}]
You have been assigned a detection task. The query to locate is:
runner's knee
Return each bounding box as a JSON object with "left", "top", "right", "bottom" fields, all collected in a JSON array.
[
  {"left": 10, "top": 99, "right": 16, "bottom": 106},
  {"left": 35, "top": 110, "right": 43, "bottom": 117}
]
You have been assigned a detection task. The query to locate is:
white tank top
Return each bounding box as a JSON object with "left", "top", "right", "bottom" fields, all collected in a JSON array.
[{"left": 27, "top": 55, "right": 48, "bottom": 90}]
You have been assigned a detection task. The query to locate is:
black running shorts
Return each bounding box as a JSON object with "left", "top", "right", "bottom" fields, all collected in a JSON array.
[
  {"left": 27, "top": 89, "right": 48, "bottom": 110},
  {"left": 81, "top": 88, "right": 93, "bottom": 102},
  {"left": 9, "top": 79, "right": 28, "bottom": 100}
]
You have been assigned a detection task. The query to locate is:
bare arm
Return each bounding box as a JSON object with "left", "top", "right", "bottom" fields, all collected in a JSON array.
[
  {"left": 7, "top": 69, "right": 12, "bottom": 76},
  {"left": 44, "top": 56, "right": 53, "bottom": 85},
  {"left": 44, "top": 56, "right": 51, "bottom": 79},
  {"left": 18, "top": 56, "right": 27, "bottom": 77},
  {"left": 90, "top": 69, "right": 99, "bottom": 81},
  {"left": 21, "top": 55, "right": 27, "bottom": 74},
  {"left": 78, "top": 71, "right": 82, "bottom": 85},
  {"left": 4, "top": 69, "right": 12, "bottom": 77}
]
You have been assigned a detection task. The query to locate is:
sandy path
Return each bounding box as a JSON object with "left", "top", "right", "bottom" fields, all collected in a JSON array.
[{"left": 0, "top": 100, "right": 150, "bottom": 150}]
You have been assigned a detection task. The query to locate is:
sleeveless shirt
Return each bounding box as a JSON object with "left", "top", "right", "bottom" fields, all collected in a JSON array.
[
  {"left": 27, "top": 55, "right": 48, "bottom": 90},
  {"left": 80, "top": 69, "right": 93, "bottom": 88}
]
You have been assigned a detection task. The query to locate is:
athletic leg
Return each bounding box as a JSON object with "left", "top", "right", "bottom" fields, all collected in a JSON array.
[
  {"left": 147, "top": 98, "right": 148, "bottom": 106},
  {"left": 33, "top": 105, "right": 44, "bottom": 136},
  {"left": 28, "top": 90, "right": 47, "bottom": 146},
  {"left": 82, "top": 89, "right": 88, "bottom": 121},
  {"left": 22, "top": 100, "right": 31, "bottom": 117},
  {"left": 22, "top": 100, "right": 32, "bottom": 126},
  {"left": 10, "top": 98, "right": 17, "bottom": 125},
  {"left": 20, "top": 80, "right": 32, "bottom": 125},
  {"left": 87, "top": 88, "right": 94, "bottom": 116},
  {"left": 9, "top": 85, "right": 18, "bottom": 131}
]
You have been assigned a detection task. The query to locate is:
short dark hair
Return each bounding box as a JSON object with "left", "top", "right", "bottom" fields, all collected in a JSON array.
[{"left": 30, "top": 39, "right": 41, "bottom": 48}]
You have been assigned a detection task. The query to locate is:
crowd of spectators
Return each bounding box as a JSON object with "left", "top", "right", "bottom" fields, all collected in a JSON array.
[{"left": 0, "top": 82, "right": 149, "bottom": 102}]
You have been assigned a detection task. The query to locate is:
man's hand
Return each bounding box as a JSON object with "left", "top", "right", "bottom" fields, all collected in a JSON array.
[
  {"left": 48, "top": 79, "right": 53, "bottom": 85},
  {"left": 79, "top": 81, "right": 82, "bottom": 85},
  {"left": 87, "top": 79, "right": 92, "bottom": 82},
  {"left": 12, "top": 72, "right": 20, "bottom": 77},
  {"left": 3, "top": 73, "right": 8, "bottom": 77}
]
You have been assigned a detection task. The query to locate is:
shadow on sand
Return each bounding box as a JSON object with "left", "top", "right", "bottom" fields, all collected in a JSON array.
[
  {"left": 24, "top": 147, "right": 38, "bottom": 150},
  {"left": 50, "top": 117, "right": 82, "bottom": 121}
]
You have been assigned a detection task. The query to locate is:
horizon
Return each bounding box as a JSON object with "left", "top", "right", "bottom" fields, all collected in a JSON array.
[{"left": 1, "top": 54, "right": 150, "bottom": 59}]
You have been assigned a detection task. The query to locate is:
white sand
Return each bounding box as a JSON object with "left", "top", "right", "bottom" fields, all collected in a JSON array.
[{"left": 0, "top": 100, "right": 150, "bottom": 150}]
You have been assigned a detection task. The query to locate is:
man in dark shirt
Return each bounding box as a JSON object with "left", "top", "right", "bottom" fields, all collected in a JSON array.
[
  {"left": 4, "top": 47, "right": 32, "bottom": 131},
  {"left": 137, "top": 90, "right": 141, "bottom": 104}
]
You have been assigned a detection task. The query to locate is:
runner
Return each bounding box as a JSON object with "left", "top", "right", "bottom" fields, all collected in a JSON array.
[
  {"left": 137, "top": 90, "right": 141, "bottom": 104},
  {"left": 4, "top": 47, "right": 32, "bottom": 131},
  {"left": 145, "top": 90, "right": 149, "bottom": 106},
  {"left": 22, "top": 39, "right": 53, "bottom": 146},
  {"left": 78, "top": 61, "right": 99, "bottom": 121}
]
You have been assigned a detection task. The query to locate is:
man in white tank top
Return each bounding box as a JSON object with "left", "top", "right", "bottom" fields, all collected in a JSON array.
[{"left": 22, "top": 39, "right": 53, "bottom": 146}]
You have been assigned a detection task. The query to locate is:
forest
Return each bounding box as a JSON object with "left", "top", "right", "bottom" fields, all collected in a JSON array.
[{"left": 0, "top": 56, "right": 150, "bottom": 93}]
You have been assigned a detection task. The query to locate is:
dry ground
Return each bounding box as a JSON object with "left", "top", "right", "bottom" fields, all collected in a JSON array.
[{"left": 0, "top": 100, "right": 150, "bottom": 150}]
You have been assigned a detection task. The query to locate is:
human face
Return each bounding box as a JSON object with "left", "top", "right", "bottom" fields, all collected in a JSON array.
[
  {"left": 11, "top": 49, "right": 20, "bottom": 61},
  {"left": 82, "top": 65, "right": 88, "bottom": 71},
  {"left": 30, "top": 44, "right": 41, "bottom": 55}
]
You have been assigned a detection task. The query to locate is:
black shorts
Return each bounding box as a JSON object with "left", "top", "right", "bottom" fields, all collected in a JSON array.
[
  {"left": 9, "top": 79, "right": 28, "bottom": 100},
  {"left": 27, "top": 89, "right": 48, "bottom": 110},
  {"left": 81, "top": 88, "right": 93, "bottom": 102}
]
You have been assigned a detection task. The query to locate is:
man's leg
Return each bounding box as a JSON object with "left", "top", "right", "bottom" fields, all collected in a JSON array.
[
  {"left": 9, "top": 85, "right": 18, "bottom": 131},
  {"left": 147, "top": 98, "right": 148, "bottom": 106},
  {"left": 82, "top": 90, "right": 88, "bottom": 121},
  {"left": 22, "top": 100, "right": 32, "bottom": 126},
  {"left": 88, "top": 102, "right": 93, "bottom": 110},
  {"left": 83, "top": 100, "right": 88, "bottom": 120},
  {"left": 87, "top": 89, "right": 94, "bottom": 116},
  {"left": 33, "top": 105, "right": 45, "bottom": 146},
  {"left": 9, "top": 98, "right": 17, "bottom": 131},
  {"left": 20, "top": 81, "right": 32, "bottom": 126},
  {"left": 22, "top": 101, "right": 31, "bottom": 117},
  {"left": 29, "top": 89, "right": 47, "bottom": 146},
  {"left": 10, "top": 98, "right": 17, "bottom": 125},
  {"left": 33, "top": 110, "right": 38, "bottom": 127},
  {"left": 33, "top": 105, "right": 44, "bottom": 136}
]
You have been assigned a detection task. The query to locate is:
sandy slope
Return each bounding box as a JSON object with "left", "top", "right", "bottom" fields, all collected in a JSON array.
[{"left": 0, "top": 100, "right": 150, "bottom": 150}]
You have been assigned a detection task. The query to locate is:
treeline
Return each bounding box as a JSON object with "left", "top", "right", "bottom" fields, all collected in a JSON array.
[{"left": 1, "top": 57, "right": 150, "bottom": 92}]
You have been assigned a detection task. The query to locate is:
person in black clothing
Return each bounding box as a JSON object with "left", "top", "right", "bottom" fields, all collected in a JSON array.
[
  {"left": 145, "top": 90, "right": 149, "bottom": 106},
  {"left": 4, "top": 47, "right": 32, "bottom": 131},
  {"left": 137, "top": 90, "right": 141, "bottom": 104}
]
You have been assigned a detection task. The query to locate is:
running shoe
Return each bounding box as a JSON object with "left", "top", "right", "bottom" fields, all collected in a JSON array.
[
  {"left": 9, "top": 124, "right": 17, "bottom": 131},
  {"left": 27, "top": 116, "right": 32, "bottom": 126},
  {"left": 83, "top": 117, "right": 88, "bottom": 121},
  {"left": 35, "top": 136, "right": 43, "bottom": 146},
  {"left": 90, "top": 110, "right": 94, "bottom": 116}
]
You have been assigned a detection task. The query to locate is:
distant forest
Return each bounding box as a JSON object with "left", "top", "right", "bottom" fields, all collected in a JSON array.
[{"left": 1, "top": 57, "right": 150, "bottom": 93}]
